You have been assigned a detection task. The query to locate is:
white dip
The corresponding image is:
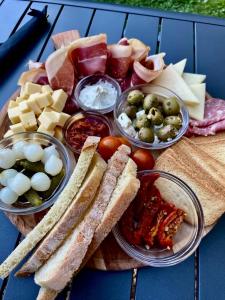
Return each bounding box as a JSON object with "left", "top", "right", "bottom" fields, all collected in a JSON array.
[{"left": 79, "top": 80, "right": 117, "bottom": 110}]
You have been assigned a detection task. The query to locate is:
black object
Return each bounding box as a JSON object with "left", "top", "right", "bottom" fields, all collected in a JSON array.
[{"left": 0, "top": 6, "right": 48, "bottom": 71}]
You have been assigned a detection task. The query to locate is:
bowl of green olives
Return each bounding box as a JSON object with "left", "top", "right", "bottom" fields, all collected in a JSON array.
[{"left": 114, "top": 84, "right": 189, "bottom": 150}]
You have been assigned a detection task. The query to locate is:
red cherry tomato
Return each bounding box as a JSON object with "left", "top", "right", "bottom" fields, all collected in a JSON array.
[
  {"left": 131, "top": 149, "right": 155, "bottom": 171},
  {"left": 117, "top": 136, "right": 132, "bottom": 148},
  {"left": 98, "top": 136, "right": 122, "bottom": 161}
]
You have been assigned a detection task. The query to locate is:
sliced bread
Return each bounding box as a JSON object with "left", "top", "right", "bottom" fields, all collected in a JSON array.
[
  {"left": 34, "top": 145, "right": 131, "bottom": 291},
  {"left": 17, "top": 153, "right": 107, "bottom": 277},
  {"left": 0, "top": 136, "right": 100, "bottom": 279}
]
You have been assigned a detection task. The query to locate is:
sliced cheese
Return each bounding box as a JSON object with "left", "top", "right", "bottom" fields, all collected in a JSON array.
[
  {"left": 51, "top": 89, "right": 68, "bottom": 112},
  {"left": 183, "top": 72, "right": 206, "bottom": 85},
  {"left": 187, "top": 83, "right": 206, "bottom": 121},
  {"left": 153, "top": 64, "right": 200, "bottom": 105},
  {"left": 173, "top": 58, "right": 187, "bottom": 75},
  {"left": 20, "top": 111, "right": 37, "bottom": 130}
]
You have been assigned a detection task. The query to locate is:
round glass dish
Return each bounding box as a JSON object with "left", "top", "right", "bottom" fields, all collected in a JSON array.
[
  {"left": 113, "top": 170, "right": 204, "bottom": 267},
  {"left": 63, "top": 111, "right": 113, "bottom": 154},
  {"left": 114, "top": 84, "right": 189, "bottom": 150},
  {"left": 0, "top": 132, "right": 75, "bottom": 215},
  {"left": 74, "top": 74, "right": 121, "bottom": 114}
]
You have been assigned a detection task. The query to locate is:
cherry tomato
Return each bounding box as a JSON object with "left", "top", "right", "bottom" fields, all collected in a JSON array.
[
  {"left": 131, "top": 149, "right": 155, "bottom": 171},
  {"left": 98, "top": 136, "right": 122, "bottom": 161},
  {"left": 117, "top": 136, "right": 132, "bottom": 148}
]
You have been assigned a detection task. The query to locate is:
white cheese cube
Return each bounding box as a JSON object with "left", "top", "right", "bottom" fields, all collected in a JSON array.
[
  {"left": 10, "top": 123, "right": 26, "bottom": 134},
  {"left": 54, "top": 126, "right": 63, "bottom": 141},
  {"left": 20, "top": 111, "right": 37, "bottom": 130},
  {"left": 42, "top": 85, "right": 53, "bottom": 94},
  {"left": 37, "top": 124, "right": 55, "bottom": 136},
  {"left": 27, "top": 98, "right": 42, "bottom": 115},
  {"left": 117, "top": 113, "right": 132, "bottom": 129},
  {"left": 22, "top": 82, "right": 42, "bottom": 96},
  {"left": 8, "top": 100, "right": 18, "bottom": 109},
  {"left": 51, "top": 89, "right": 68, "bottom": 112},
  {"left": 8, "top": 107, "right": 21, "bottom": 124},
  {"left": 57, "top": 112, "right": 70, "bottom": 127},
  {"left": 136, "top": 110, "right": 145, "bottom": 119},
  {"left": 29, "top": 92, "right": 53, "bottom": 109},
  {"left": 124, "top": 125, "right": 136, "bottom": 138},
  {"left": 19, "top": 101, "right": 30, "bottom": 113}
]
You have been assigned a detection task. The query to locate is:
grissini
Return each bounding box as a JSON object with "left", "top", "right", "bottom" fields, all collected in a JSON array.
[
  {"left": 16, "top": 153, "right": 107, "bottom": 277},
  {"left": 0, "top": 136, "right": 100, "bottom": 279},
  {"left": 34, "top": 144, "right": 131, "bottom": 291}
]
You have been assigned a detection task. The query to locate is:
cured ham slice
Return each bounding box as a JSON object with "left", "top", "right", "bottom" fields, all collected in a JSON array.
[
  {"left": 118, "top": 38, "right": 150, "bottom": 61},
  {"left": 18, "top": 68, "right": 47, "bottom": 86},
  {"left": 51, "top": 30, "right": 80, "bottom": 49},
  {"left": 69, "top": 34, "right": 108, "bottom": 77},
  {"left": 187, "top": 98, "right": 225, "bottom": 136},
  {"left": 107, "top": 44, "right": 132, "bottom": 78},
  {"left": 131, "top": 53, "right": 165, "bottom": 86},
  {"left": 45, "top": 47, "right": 76, "bottom": 96}
]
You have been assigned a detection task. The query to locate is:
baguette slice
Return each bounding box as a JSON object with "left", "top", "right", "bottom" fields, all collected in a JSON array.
[
  {"left": 0, "top": 136, "right": 100, "bottom": 279},
  {"left": 35, "top": 145, "right": 131, "bottom": 291},
  {"left": 17, "top": 153, "right": 107, "bottom": 277}
]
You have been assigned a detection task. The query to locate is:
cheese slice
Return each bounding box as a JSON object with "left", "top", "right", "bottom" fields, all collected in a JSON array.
[
  {"left": 153, "top": 64, "right": 199, "bottom": 105},
  {"left": 173, "top": 58, "right": 187, "bottom": 75},
  {"left": 187, "top": 83, "right": 206, "bottom": 120},
  {"left": 183, "top": 73, "right": 206, "bottom": 85}
]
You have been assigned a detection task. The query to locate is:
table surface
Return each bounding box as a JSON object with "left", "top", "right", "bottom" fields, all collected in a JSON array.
[{"left": 0, "top": 0, "right": 225, "bottom": 299}]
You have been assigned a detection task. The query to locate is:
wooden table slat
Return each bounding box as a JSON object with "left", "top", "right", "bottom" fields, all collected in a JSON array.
[
  {"left": 40, "top": 5, "right": 94, "bottom": 61},
  {"left": 195, "top": 22, "right": 225, "bottom": 98},
  {"left": 0, "top": 0, "right": 30, "bottom": 43},
  {"left": 159, "top": 18, "right": 194, "bottom": 72},
  {"left": 88, "top": 9, "right": 126, "bottom": 43},
  {"left": 124, "top": 14, "right": 160, "bottom": 54}
]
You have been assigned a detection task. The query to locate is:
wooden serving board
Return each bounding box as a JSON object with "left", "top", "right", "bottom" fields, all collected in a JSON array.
[{"left": 0, "top": 91, "right": 214, "bottom": 271}]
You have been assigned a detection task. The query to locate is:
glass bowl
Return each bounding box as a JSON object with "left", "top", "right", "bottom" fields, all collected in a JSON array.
[
  {"left": 63, "top": 111, "right": 113, "bottom": 155},
  {"left": 114, "top": 84, "right": 189, "bottom": 150},
  {"left": 113, "top": 170, "right": 204, "bottom": 267},
  {"left": 0, "top": 132, "right": 75, "bottom": 215},
  {"left": 74, "top": 74, "right": 121, "bottom": 114}
]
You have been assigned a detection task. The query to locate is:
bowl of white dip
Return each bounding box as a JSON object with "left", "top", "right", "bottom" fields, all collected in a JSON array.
[{"left": 74, "top": 74, "right": 121, "bottom": 114}]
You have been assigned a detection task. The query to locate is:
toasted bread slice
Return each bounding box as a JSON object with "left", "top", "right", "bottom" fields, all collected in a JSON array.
[
  {"left": 197, "top": 140, "right": 225, "bottom": 165},
  {"left": 16, "top": 153, "right": 107, "bottom": 277},
  {"left": 190, "top": 132, "right": 225, "bottom": 145},
  {"left": 35, "top": 145, "right": 131, "bottom": 291},
  {"left": 0, "top": 136, "right": 100, "bottom": 279},
  {"left": 155, "top": 147, "right": 225, "bottom": 226}
]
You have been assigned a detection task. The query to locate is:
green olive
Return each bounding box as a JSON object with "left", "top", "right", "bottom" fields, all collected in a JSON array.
[
  {"left": 157, "top": 125, "right": 177, "bottom": 142},
  {"left": 143, "top": 94, "right": 159, "bottom": 111},
  {"left": 136, "top": 114, "right": 151, "bottom": 129},
  {"left": 138, "top": 127, "right": 154, "bottom": 143},
  {"left": 125, "top": 105, "right": 137, "bottom": 119},
  {"left": 147, "top": 107, "right": 164, "bottom": 125},
  {"left": 164, "top": 116, "right": 182, "bottom": 129},
  {"left": 127, "top": 90, "right": 144, "bottom": 106},
  {"left": 162, "top": 97, "right": 180, "bottom": 116}
]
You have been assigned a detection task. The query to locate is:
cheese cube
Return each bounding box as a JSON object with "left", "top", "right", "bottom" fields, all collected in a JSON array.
[
  {"left": 16, "top": 96, "right": 25, "bottom": 104},
  {"left": 117, "top": 113, "right": 132, "bottom": 129},
  {"left": 51, "top": 89, "right": 68, "bottom": 112},
  {"left": 30, "top": 92, "right": 53, "bottom": 109},
  {"left": 27, "top": 98, "right": 42, "bottom": 115},
  {"left": 42, "top": 85, "right": 53, "bottom": 94},
  {"left": 22, "top": 82, "right": 42, "bottom": 96},
  {"left": 57, "top": 112, "right": 70, "bottom": 127},
  {"left": 38, "top": 111, "right": 60, "bottom": 131},
  {"left": 19, "top": 101, "right": 30, "bottom": 113},
  {"left": 8, "top": 100, "right": 18, "bottom": 108},
  {"left": 10, "top": 123, "right": 26, "bottom": 134},
  {"left": 8, "top": 107, "right": 21, "bottom": 124},
  {"left": 37, "top": 124, "right": 55, "bottom": 136},
  {"left": 20, "top": 111, "right": 37, "bottom": 130},
  {"left": 54, "top": 126, "right": 64, "bottom": 141},
  {"left": 43, "top": 107, "right": 54, "bottom": 113},
  {"left": 3, "top": 130, "right": 13, "bottom": 138}
]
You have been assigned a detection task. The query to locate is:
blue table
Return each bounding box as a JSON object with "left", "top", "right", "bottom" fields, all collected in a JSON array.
[{"left": 0, "top": 1, "right": 225, "bottom": 299}]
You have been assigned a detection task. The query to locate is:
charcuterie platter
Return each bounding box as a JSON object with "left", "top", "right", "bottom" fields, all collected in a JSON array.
[{"left": 0, "top": 30, "right": 225, "bottom": 299}]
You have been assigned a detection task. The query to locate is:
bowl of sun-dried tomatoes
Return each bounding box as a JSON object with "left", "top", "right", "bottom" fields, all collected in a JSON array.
[{"left": 113, "top": 170, "right": 204, "bottom": 267}]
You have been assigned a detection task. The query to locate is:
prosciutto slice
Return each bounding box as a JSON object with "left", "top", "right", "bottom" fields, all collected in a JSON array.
[
  {"left": 187, "top": 98, "right": 225, "bottom": 136},
  {"left": 131, "top": 53, "right": 165, "bottom": 86},
  {"left": 51, "top": 30, "right": 80, "bottom": 49},
  {"left": 45, "top": 47, "right": 76, "bottom": 96},
  {"left": 107, "top": 44, "right": 132, "bottom": 78},
  {"left": 69, "top": 34, "right": 107, "bottom": 77}
]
